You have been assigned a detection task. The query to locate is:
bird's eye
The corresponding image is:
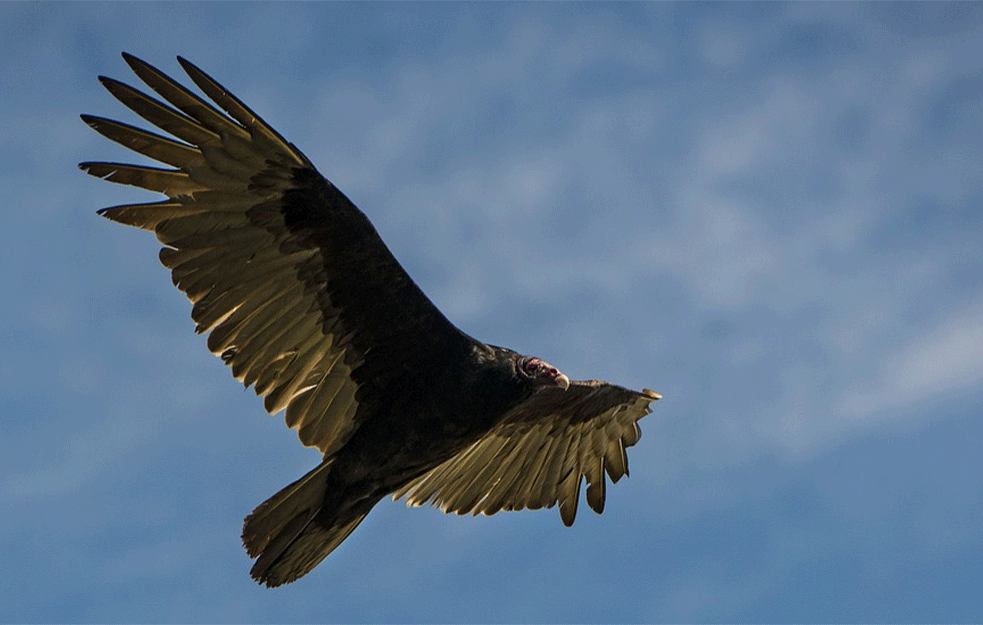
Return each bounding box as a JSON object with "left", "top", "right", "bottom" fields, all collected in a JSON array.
[{"left": 520, "top": 357, "right": 541, "bottom": 377}]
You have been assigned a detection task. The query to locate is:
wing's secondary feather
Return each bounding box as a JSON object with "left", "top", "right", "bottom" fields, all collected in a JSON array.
[{"left": 393, "top": 381, "right": 660, "bottom": 525}]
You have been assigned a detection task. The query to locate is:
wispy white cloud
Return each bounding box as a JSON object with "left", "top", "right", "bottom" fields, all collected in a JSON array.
[
  {"left": 841, "top": 297, "right": 983, "bottom": 417},
  {"left": 4, "top": 4, "right": 983, "bottom": 621}
]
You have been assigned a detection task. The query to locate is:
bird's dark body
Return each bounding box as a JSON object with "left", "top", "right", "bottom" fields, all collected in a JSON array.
[
  {"left": 82, "top": 53, "right": 661, "bottom": 587},
  {"left": 332, "top": 346, "right": 535, "bottom": 489},
  {"left": 314, "top": 350, "right": 536, "bottom": 533}
]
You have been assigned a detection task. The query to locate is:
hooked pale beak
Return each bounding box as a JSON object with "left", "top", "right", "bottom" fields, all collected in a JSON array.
[{"left": 555, "top": 373, "right": 570, "bottom": 390}]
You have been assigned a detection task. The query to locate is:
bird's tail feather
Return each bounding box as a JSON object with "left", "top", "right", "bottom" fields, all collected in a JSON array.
[{"left": 242, "top": 460, "right": 368, "bottom": 587}]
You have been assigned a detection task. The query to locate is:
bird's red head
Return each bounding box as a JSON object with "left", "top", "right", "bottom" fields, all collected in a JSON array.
[{"left": 518, "top": 356, "right": 570, "bottom": 390}]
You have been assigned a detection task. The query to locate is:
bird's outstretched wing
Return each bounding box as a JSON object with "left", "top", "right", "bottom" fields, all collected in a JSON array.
[
  {"left": 81, "top": 53, "right": 470, "bottom": 456},
  {"left": 393, "top": 381, "right": 660, "bottom": 526}
]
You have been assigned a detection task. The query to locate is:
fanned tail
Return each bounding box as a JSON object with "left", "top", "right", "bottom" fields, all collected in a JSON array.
[{"left": 242, "top": 460, "right": 368, "bottom": 587}]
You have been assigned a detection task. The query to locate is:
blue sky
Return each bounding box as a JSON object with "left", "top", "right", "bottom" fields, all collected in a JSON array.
[{"left": 2, "top": 2, "right": 982, "bottom": 622}]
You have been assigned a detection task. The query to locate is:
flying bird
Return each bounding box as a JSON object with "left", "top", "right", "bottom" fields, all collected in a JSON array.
[{"left": 81, "top": 53, "right": 661, "bottom": 587}]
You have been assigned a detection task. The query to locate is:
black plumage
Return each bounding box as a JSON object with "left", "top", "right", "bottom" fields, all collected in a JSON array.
[{"left": 81, "top": 53, "right": 661, "bottom": 587}]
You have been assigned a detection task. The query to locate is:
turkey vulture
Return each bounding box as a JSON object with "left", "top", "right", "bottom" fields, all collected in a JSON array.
[{"left": 81, "top": 53, "right": 661, "bottom": 587}]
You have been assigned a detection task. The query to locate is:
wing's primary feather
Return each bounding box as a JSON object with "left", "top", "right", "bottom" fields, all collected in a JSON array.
[
  {"left": 81, "top": 53, "right": 472, "bottom": 456},
  {"left": 393, "top": 381, "right": 660, "bottom": 525}
]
